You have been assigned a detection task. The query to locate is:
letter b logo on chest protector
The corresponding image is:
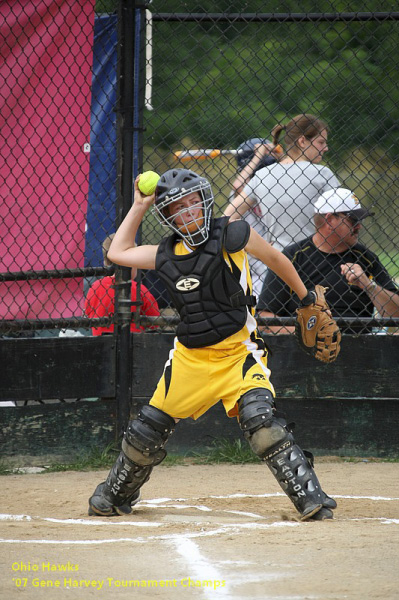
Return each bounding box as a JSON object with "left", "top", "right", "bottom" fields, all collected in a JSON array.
[{"left": 176, "top": 276, "right": 201, "bottom": 292}]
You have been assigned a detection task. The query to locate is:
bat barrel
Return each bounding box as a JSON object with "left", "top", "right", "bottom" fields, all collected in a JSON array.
[{"left": 174, "top": 145, "right": 282, "bottom": 161}]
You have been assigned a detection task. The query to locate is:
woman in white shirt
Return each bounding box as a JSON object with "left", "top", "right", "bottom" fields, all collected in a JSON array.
[{"left": 224, "top": 114, "right": 340, "bottom": 298}]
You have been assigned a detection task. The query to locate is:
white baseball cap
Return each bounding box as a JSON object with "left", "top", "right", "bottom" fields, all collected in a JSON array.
[{"left": 314, "top": 188, "right": 374, "bottom": 222}]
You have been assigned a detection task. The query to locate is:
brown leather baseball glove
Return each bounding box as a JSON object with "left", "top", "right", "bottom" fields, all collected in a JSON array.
[{"left": 295, "top": 285, "right": 341, "bottom": 363}]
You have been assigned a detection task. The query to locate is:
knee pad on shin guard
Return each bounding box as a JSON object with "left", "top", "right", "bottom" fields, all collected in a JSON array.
[
  {"left": 238, "top": 389, "right": 290, "bottom": 457},
  {"left": 123, "top": 404, "right": 176, "bottom": 465},
  {"left": 116, "top": 405, "right": 175, "bottom": 496}
]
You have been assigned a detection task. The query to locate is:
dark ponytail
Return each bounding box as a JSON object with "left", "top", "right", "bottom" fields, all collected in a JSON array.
[{"left": 273, "top": 114, "right": 328, "bottom": 150}]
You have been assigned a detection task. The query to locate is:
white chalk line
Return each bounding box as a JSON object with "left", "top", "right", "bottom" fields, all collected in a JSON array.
[
  {"left": 1, "top": 488, "right": 398, "bottom": 527},
  {"left": 143, "top": 492, "right": 399, "bottom": 502},
  {"left": 1, "top": 514, "right": 398, "bottom": 546},
  {"left": 0, "top": 514, "right": 162, "bottom": 527},
  {"left": 168, "top": 536, "right": 284, "bottom": 599},
  {"left": 170, "top": 536, "right": 230, "bottom": 598},
  {"left": 333, "top": 494, "right": 399, "bottom": 501},
  {"left": 2, "top": 487, "right": 398, "bottom": 528},
  {"left": 0, "top": 513, "right": 32, "bottom": 521},
  {"left": 0, "top": 538, "right": 145, "bottom": 545},
  {"left": 0, "top": 521, "right": 301, "bottom": 546},
  {"left": 166, "top": 509, "right": 399, "bottom": 600},
  {"left": 224, "top": 510, "right": 264, "bottom": 518},
  {"left": 1, "top": 491, "right": 398, "bottom": 545},
  {"left": 140, "top": 503, "right": 213, "bottom": 512},
  {"left": 344, "top": 517, "right": 399, "bottom": 525}
]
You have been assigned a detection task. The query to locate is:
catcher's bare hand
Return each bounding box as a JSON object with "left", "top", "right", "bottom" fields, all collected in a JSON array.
[
  {"left": 133, "top": 176, "right": 156, "bottom": 211},
  {"left": 295, "top": 285, "right": 341, "bottom": 363}
]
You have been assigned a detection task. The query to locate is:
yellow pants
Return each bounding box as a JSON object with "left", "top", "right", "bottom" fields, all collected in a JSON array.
[{"left": 150, "top": 336, "right": 275, "bottom": 420}]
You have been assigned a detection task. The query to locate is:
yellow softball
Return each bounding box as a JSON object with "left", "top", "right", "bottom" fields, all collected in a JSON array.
[{"left": 138, "top": 171, "right": 160, "bottom": 196}]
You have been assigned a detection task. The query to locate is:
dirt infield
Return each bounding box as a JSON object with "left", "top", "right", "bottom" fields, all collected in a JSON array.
[{"left": 1, "top": 461, "right": 398, "bottom": 599}]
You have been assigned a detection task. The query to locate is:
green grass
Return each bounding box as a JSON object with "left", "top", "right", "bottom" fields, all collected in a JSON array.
[
  {"left": 0, "top": 448, "right": 120, "bottom": 476},
  {"left": 43, "top": 443, "right": 120, "bottom": 473},
  {"left": 162, "top": 454, "right": 191, "bottom": 466},
  {"left": 0, "top": 459, "right": 12, "bottom": 475},
  {"left": 1, "top": 439, "right": 397, "bottom": 474},
  {"left": 192, "top": 438, "right": 259, "bottom": 465},
  {"left": 379, "top": 251, "right": 399, "bottom": 280}
]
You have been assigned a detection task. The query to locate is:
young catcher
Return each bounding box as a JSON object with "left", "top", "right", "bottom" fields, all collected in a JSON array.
[{"left": 88, "top": 168, "right": 340, "bottom": 521}]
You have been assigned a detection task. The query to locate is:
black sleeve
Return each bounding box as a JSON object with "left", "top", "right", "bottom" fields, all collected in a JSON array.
[
  {"left": 224, "top": 220, "right": 251, "bottom": 253},
  {"left": 257, "top": 268, "right": 297, "bottom": 315},
  {"left": 369, "top": 253, "right": 399, "bottom": 292}
]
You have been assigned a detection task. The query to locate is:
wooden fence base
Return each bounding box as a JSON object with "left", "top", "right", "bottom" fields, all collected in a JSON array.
[{"left": 1, "top": 333, "right": 398, "bottom": 462}]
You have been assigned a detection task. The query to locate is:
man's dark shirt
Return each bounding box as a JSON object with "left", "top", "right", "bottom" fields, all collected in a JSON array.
[{"left": 257, "top": 237, "right": 398, "bottom": 333}]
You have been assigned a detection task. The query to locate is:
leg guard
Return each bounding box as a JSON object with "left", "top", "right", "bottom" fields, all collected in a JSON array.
[
  {"left": 238, "top": 389, "right": 335, "bottom": 521},
  {"left": 304, "top": 450, "right": 337, "bottom": 516},
  {"left": 88, "top": 455, "right": 146, "bottom": 516},
  {"left": 89, "top": 405, "right": 176, "bottom": 517}
]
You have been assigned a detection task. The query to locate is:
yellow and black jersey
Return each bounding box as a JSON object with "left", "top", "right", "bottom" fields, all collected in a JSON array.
[{"left": 150, "top": 219, "right": 274, "bottom": 421}]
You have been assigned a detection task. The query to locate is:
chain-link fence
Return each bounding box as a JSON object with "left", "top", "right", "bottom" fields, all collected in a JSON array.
[
  {"left": 1, "top": 2, "right": 399, "bottom": 343},
  {"left": 142, "top": 6, "right": 399, "bottom": 336}
]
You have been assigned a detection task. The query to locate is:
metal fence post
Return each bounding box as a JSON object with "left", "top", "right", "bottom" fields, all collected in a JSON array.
[{"left": 114, "top": 0, "right": 143, "bottom": 436}]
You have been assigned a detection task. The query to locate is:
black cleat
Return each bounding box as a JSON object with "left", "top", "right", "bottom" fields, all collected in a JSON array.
[
  {"left": 299, "top": 503, "right": 324, "bottom": 521},
  {"left": 323, "top": 494, "right": 337, "bottom": 509},
  {"left": 88, "top": 483, "right": 141, "bottom": 517},
  {"left": 308, "top": 506, "right": 334, "bottom": 521}
]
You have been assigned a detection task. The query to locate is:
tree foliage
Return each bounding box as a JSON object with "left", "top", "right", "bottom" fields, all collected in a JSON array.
[
  {"left": 146, "top": 4, "right": 399, "bottom": 163},
  {"left": 142, "top": 2, "right": 399, "bottom": 261}
]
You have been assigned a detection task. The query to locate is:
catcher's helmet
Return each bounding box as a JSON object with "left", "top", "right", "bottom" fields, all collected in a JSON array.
[
  {"left": 153, "top": 169, "right": 214, "bottom": 246},
  {"left": 236, "top": 138, "right": 276, "bottom": 172}
]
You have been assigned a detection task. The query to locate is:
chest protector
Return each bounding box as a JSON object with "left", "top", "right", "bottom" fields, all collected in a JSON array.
[{"left": 155, "top": 217, "right": 255, "bottom": 348}]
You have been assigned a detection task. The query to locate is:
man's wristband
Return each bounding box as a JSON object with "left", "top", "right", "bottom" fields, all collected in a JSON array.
[{"left": 367, "top": 279, "right": 378, "bottom": 293}]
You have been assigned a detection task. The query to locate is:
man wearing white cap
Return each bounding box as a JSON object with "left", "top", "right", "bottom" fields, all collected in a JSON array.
[
  {"left": 314, "top": 187, "right": 374, "bottom": 223},
  {"left": 258, "top": 188, "right": 399, "bottom": 334}
]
